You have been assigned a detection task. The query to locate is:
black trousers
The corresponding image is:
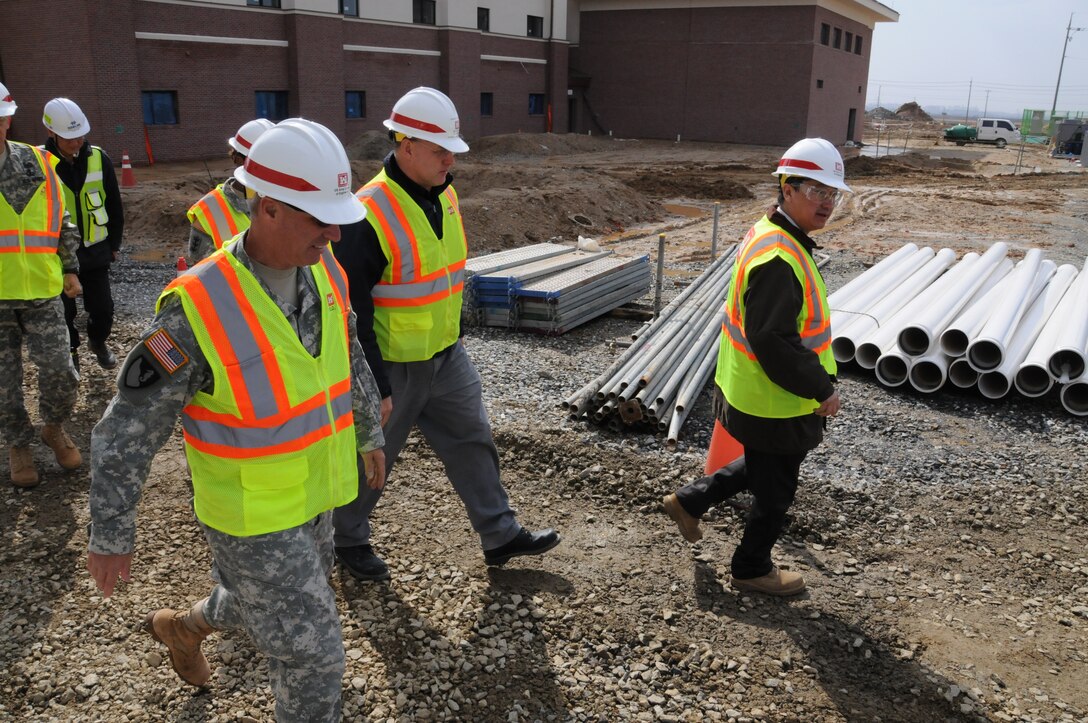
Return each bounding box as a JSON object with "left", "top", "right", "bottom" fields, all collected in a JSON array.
[
  {"left": 675, "top": 447, "right": 806, "bottom": 580},
  {"left": 62, "top": 265, "right": 114, "bottom": 350}
]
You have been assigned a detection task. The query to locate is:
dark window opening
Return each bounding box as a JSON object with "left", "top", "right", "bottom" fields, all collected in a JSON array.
[
  {"left": 844, "top": 31, "right": 853, "bottom": 52},
  {"left": 833, "top": 27, "right": 842, "bottom": 49},
  {"left": 478, "top": 8, "right": 490, "bottom": 32},
  {"left": 816, "top": 79, "right": 824, "bottom": 89},
  {"left": 854, "top": 36, "right": 863, "bottom": 55},
  {"left": 341, "top": 0, "right": 358, "bottom": 16},
  {"left": 246, "top": 0, "right": 280, "bottom": 6},
  {"left": 346, "top": 91, "right": 365, "bottom": 119},
  {"left": 820, "top": 23, "right": 830, "bottom": 45},
  {"left": 413, "top": 0, "right": 436, "bottom": 25},
  {"left": 255, "top": 91, "right": 288, "bottom": 121},
  {"left": 142, "top": 91, "right": 178, "bottom": 125},
  {"left": 481, "top": 93, "right": 493, "bottom": 117},
  {"left": 527, "top": 15, "right": 544, "bottom": 38},
  {"left": 528, "top": 93, "right": 545, "bottom": 116}
]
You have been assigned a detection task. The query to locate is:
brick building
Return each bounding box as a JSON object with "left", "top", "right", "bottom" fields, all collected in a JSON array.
[{"left": 0, "top": 0, "right": 896, "bottom": 163}]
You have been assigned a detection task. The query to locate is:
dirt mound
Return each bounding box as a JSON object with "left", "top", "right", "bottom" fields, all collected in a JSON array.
[
  {"left": 846, "top": 152, "right": 974, "bottom": 177},
  {"left": 346, "top": 130, "right": 393, "bottom": 162},
  {"left": 866, "top": 106, "right": 897, "bottom": 121},
  {"left": 621, "top": 168, "right": 753, "bottom": 201},
  {"left": 121, "top": 171, "right": 226, "bottom": 262},
  {"left": 895, "top": 101, "right": 933, "bottom": 122}
]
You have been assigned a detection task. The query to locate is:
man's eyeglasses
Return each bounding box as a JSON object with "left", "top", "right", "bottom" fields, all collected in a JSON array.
[{"left": 794, "top": 182, "right": 845, "bottom": 207}]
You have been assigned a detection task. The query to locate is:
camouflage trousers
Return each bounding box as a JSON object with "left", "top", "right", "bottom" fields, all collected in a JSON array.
[
  {"left": 0, "top": 301, "right": 79, "bottom": 447},
  {"left": 201, "top": 511, "right": 344, "bottom": 723}
]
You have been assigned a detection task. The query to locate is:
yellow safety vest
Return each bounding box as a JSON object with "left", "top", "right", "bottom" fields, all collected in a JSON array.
[
  {"left": 48, "top": 145, "right": 109, "bottom": 246},
  {"left": 715, "top": 216, "right": 836, "bottom": 418},
  {"left": 157, "top": 244, "right": 358, "bottom": 536},
  {"left": 0, "top": 143, "right": 65, "bottom": 300},
  {"left": 356, "top": 169, "right": 467, "bottom": 362},
  {"left": 187, "top": 184, "right": 250, "bottom": 250}
]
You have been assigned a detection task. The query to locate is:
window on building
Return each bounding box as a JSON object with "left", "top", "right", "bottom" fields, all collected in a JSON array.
[
  {"left": 844, "top": 32, "right": 853, "bottom": 52},
  {"left": 854, "top": 35, "right": 863, "bottom": 55},
  {"left": 255, "top": 91, "right": 288, "bottom": 121},
  {"left": 478, "top": 7, "right": 490, "bottom": 32},
  {"left": 527, "top": 15, "right": 544, "bottom": 38},
  {"left": 833, "top": 27, "right": 842, "bottom": 49},
  {"left": 346, "top": 91, "right": 365, "bottom": 119},
  {"left": 142, "top": 91, "right": 178, "bottom": 125},
  {"left": 820, "top": 23, "right": 830, "bottom": 45},
  {"left": 247, "top": 0, "right": 280, "bottom": 6},
  {"left": 413, "top": 0, "right": 436, "bottom": 24},
  {"left": 528, "top": 93, "right": 545, "bottom": 116},
  {"left": 481, "top": 92, "right": 493, "bottom": 117},
  {"left": 341, "top": 0, "right": 358, "bottom": 16},
  {"left": 816, "top": 79, "right": 824, "bottom": 89}
]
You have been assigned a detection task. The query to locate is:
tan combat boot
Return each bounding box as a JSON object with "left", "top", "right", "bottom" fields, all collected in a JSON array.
[
  {"left": 40, "top": 425, "right": 82, "bottom": 470},
  {"left": 663, "top": 493, "right": 703, "bottom": 543},
  {"left": 730, "top": 566, "right": 806, "bottom": 597},
  {"left": 145, "top": 606, "right": 214, "bottom": 686},
  {"left": 9, "top": 447, "right": 39, "bottom": 488}
]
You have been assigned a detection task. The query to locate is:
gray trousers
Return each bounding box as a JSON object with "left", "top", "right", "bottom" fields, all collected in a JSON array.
[
  {"left": 202, "top": 512, "right": 344, "bottom": 723},
  {"left": 333, "top": 341, "right": 519, "bottom": 550},
  {"left": 0, "top": 301, "right": 79, "bottom": 446}
]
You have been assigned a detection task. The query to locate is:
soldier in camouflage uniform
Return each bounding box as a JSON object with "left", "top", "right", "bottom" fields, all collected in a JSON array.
[
  {"left": 87, "top": 119, "right": 385, "bottom": 722},
  {"left": 185, "top": 118, "right": 273, "bottom": 265},
  {"left": 0, "top": 81, "right": 84, "bottom": 488}
]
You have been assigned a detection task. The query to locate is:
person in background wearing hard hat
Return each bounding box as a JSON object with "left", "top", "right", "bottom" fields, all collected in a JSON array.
[
  {"left": 663, "top": 138, "right": 846, "bottom": 597},
  {"left": 333, "top": 86, "right": 560, "bottom": 581},
  {"left": 86, "top": 119, "right": 386, "bottom": 721},
  {"left": 0, "top": 82, "right": 84, "bottom": 488},
  {"left": 185, "top": 118, "right": 274, "bottom": 265},
  {"left": 42, "top": 97, "right": 125, "bottom": 371}
]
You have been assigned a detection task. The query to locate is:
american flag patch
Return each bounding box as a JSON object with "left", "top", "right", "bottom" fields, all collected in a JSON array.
[{"left": 144, "top": 329, "right": 188, "bottom": 374}]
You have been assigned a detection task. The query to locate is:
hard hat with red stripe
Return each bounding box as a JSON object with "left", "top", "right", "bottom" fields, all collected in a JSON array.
[
  {"left": 43, "top": 98, "right": 90, "bottom": 139},
  {"left": 0, "top": 81, "right": 17, "bottom": 117},
  {"left": 234, "top": 119, "right": 366, "bottom": 226},
  {"left": 383, "top": 86, "right": 469, "bottom": 153},
  {"left": 228, "top": 118, "right": 275, "bottom": 157},
  {"left": 773, "top": 137, "right": 851, "bottom": 192}
]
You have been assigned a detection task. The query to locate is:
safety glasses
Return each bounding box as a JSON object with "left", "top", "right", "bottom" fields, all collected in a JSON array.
[{"left": 796, "top": 182, "right": 845, "bottom": 207}]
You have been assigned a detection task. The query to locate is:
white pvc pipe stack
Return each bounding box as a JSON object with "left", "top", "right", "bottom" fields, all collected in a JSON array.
[
  {"left": 907, "top": 350, "right": 953, "bottom": 393},
  {"left": 938, "top": 259, "right": 1015, "bottom": 357},
  {"left": 874, "top": 344, "right": 912, "bottom": 387},
  {"left": 1046, "top": 256, "right": 1088, "bottom": 383},
  {"left": 978, "top": 263, "right": 1078, "bottom": 399},
  {"left": 854, "top": 252, "right": 981, "bottom": 370},
  {"left": 1014, "top": 264, "right": 1082, "bottom": 397},
  {"left": 832, "top": 248, "right": 956, "bottom": 364},
  {"left": 897, "top": 242, "right": 1010, "bottom": 356},
  {"left": 948, "top": 357, "right": 980, "bottom": 388},
  {"left": 966, "top": 251, "right": 1054, "bottom": 373},
  {"left": 827, "top": 242, "right": 920, "bottom": 321}
]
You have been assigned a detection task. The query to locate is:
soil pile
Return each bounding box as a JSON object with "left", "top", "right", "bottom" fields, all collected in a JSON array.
[
  {"left": 895, "top": 101, "right": 933, "bottom": 122},
  {"left": 866, "top": 106, "right": 897, "bottom": 121}
]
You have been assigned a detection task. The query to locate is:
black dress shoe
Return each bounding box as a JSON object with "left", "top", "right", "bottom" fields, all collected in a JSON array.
[
  {"left": 335, "top": 544, "right": 390, "bottom": 581},
  {"left": 484, "top": 528, "right": 560, "bottom": 567},
  {"left": 90, "top": 342, "right": 118, "bottom": 370}
]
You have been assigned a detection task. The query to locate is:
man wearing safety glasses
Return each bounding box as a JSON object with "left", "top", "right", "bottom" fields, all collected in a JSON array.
[{"left": 664, "top": 138, "right": 848, "bottom": 597}]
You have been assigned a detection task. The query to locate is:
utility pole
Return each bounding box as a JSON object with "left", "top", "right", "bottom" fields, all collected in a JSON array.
[
  {"left": 983, "top": 90, "right": 990, "bottom": 117},
  {"left": 964, "top": 79, "right": 972, "bottom": 123},
  {"left": 1050, "top": 13, "right": 1085, "bottom": 134}
]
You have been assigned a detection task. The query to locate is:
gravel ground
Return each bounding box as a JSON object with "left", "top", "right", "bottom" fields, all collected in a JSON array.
[{"left": 2, "top": 139, "right": 1087, "bottom": 723}]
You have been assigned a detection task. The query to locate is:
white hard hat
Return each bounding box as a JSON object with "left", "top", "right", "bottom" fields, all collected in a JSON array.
[
  {"left": 235, "top": 118, "right": 366, "bottom": 226},
  {"left": 43, "top": 98, "right": 91, "bottom": 139},
  {"left": 383, "top": 86, "right": 469, "bottom": 153},
  {"left": 228, "top": 118, "right": 275, "bottom": 157},
  {"left": 0, "top": 81, "right": 18, "bottom": 117},
  {"left": 772, "top": 138, "right": 852, "bottom": 192}
]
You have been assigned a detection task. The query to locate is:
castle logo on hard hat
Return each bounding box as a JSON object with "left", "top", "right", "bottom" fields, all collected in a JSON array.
[
  {"left": 835, "top": 162, "right": 843, "bottom": 175},
  {"left": 338, "top": 172, "right": 349, "bottom": 190}
]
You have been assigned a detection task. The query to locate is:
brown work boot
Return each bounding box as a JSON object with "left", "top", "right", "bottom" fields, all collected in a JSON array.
[
  {"left": 40, "top": 425, "right": 82, "bottom": 470},
  {"left": 730, "top": 566, "right": 806, "bottom": 597},
  {"left": 9, "top": 447, "right": 39, "bottom": 488},
  {"left": 144, "top": 608, "right": 213, "bottom": 686},
  {"left": 663, "top": 493, "right": 702, "bottom": 543}
]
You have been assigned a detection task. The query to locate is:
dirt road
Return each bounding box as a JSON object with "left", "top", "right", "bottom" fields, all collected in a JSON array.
[{"left": 2, "top": 129, "right": 1087, "bottom": 722}]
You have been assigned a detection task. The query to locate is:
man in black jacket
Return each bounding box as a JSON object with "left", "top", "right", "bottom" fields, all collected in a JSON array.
[{"left": 42, "top": 98, "right": 124, "bottom": 370}]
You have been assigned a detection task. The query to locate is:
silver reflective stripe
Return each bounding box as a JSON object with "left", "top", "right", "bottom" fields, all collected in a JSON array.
[
  {"left": 321, "top": 246, "right": 347, "bottom": 302},
  {"left": 371, "top": 267, "right": 463, "bottom": 300},
  {"left": 20, "top": 235, "right": 60, "bottom": 249},
  {"left": 358, "top": 185, "right": 416, "bottom": 282},
  {"left": 198, "top": 261, "right": 280, "bottom": 419},
  {"left": 85, "top": 170, "right": 104, "bottom": 183},
  {"left": 198, "top": 190, "right": 235, "bottom": 243},
  {"left": 183, "top": 389, "right": 351, "bottom": 449}
]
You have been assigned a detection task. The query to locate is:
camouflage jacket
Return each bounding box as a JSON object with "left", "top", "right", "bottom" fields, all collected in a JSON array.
[
  {"left": 0, "top": 140, "right": 81, "bottom": 308},
  {"left": 88, "top": 237, "right": 385, "bottom": 555},
  {"left": 186, "top": 177, "right": 249, "bottom": 266}
]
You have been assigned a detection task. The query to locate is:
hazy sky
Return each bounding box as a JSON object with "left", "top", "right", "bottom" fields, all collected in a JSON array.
[{"left": 868, "top": 0, "right": 1087, "bottom": 116}]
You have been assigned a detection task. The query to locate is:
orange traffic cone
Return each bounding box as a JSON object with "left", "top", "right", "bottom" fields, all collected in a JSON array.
[
  {"left": 704, "top": 418, "right": 744, "bottom": 475},
  {"left": 176, "top": 257, "right": 188, "bottom": 277},
  {"left": 120, "top": 152, "right": 136, "bottom": 188}
]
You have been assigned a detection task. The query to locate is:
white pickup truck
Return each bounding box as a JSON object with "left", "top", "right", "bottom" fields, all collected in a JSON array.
[{"left": 943, "top": 118, "right": 1021, "bottom": 148}]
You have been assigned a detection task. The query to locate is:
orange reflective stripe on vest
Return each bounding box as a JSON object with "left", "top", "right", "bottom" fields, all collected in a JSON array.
[
  {"left": 192, "top": 188, "right": 242, "bottom": 248},
  {"left": 356, "top": 183, "right": 420, "bottom": 284}
]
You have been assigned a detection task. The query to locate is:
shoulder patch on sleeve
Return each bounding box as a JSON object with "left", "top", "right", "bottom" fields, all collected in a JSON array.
[{"left": 144, "top": 329, "right": 189, "bottom": 374}]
